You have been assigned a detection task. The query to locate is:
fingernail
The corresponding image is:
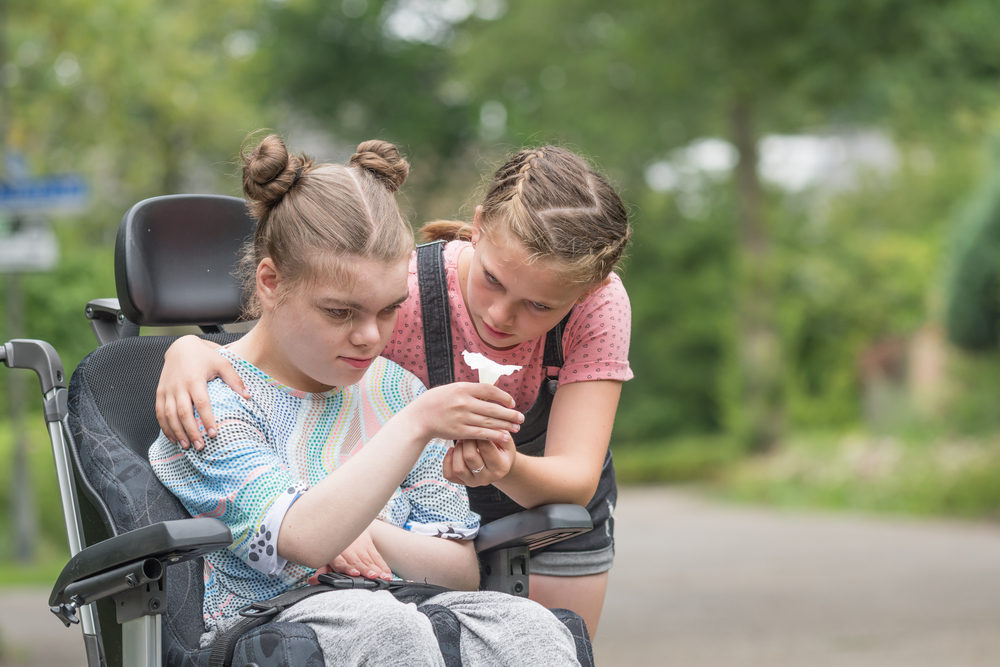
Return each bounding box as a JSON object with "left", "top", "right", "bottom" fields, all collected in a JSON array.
[
  {"left": 180, "top": 440, "right": 188, "bottom": 449},
  {"left": 194, "top": 440, "right": 203, "bottom": 449},
  {"left": 367, "top": 570, "right": 377, "bottom": 579},
  {"left": 511, "top": 423, "right": 520, "bottom": 432},
  {"left": 517, "top": 412, "right": 524, "bottom": 423},
  {"left": 208, "top": 428, "right": 217, "bottom": 437}
]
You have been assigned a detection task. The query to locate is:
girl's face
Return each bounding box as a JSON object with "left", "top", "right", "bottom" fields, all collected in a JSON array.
[
  {"left": 260, "top": 255, "right": 409, "bottom": 392},
  {"left": 465, "top": 224, "right": 595, "bottom": 350}
]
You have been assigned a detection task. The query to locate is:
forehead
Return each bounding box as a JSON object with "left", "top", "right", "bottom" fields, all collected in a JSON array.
[
  {"left": 304, "top": 255, "right": 409, "bottom": 306},
  {"left": 477, "top": 230, "right": 586, "bottom": 304}
]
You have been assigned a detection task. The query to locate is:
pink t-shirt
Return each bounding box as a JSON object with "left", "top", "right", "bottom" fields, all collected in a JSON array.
[{"left": 383, "top": 240, "right": 633, "bottom": 411}]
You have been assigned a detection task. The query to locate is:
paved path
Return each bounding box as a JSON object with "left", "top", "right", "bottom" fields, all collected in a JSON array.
[
  {"left": 596, "top": 487, "right": 1000, "bottom": 666},
  {"left": 2, "top": 486, "right": 1000, "bottom": 665}
]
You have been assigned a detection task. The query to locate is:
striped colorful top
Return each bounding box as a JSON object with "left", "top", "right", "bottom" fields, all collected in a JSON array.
[{"left": 149, "top": 347, "right": 480, "bottom": 630}]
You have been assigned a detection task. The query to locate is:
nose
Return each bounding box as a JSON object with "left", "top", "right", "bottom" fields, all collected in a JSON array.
[
  {"left": 488, "top": 299, "right": 515, "bottom": 328},
  {"left": 349, "top": 315, "right": 381, "bottom": 349}
]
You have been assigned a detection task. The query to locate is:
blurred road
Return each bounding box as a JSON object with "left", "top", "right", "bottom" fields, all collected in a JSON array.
[
  {"left": 2, "top": 486, "right": 1000, "bottom": 665},
  {"left": 596, "top": 486, "right": 1000, "bottom": 666}
]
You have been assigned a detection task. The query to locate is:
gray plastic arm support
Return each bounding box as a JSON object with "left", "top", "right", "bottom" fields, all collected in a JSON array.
[
  {"left": 49, "top": 518, "right": 231, "bottom": 628},
  {"left": 474, "top": 504, "right": 593, "bottom": 597},
  {"left": 475, "top": 504, "right": 593, "bottom": 554}
]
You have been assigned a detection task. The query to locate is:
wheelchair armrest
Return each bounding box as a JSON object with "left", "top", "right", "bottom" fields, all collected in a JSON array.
[
  {"left": 474, "top": 504, "right": 593, "bottom": 555},
  {"left": 49, "top": 518, "right": 231, "bottom": 609}
]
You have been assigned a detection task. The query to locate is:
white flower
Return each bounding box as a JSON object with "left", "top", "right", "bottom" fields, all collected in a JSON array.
[{"left": 462, "top": 350, "right": 521, "bottom": 385}]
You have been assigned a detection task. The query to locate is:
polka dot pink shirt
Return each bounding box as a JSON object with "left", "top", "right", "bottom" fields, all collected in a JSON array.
[{"left": 383, "top": 240, "right": 633, "bottom": 411}]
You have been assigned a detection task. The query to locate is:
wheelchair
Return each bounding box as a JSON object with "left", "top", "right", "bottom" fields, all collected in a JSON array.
[{"left": 1, "top": 194, "right": 595, "bottom": 666}]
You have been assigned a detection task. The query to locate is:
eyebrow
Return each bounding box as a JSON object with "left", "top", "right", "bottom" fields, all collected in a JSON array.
[
  {"left": 319, "top": 291, "right": 409, "bottom": 312},
  {"left": 480, "top": 261, "right": 558, "bottom": 309}
]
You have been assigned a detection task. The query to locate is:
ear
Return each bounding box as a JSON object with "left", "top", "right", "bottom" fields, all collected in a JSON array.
[
  {"left": 256, "top": 258, "right": 282, "bottom": 310},
  {"left": 577, "top": 276, "right": 611, "bottom": 303},
  {"left": 471, "top": 206, "right": 483, "bottom": 245}
]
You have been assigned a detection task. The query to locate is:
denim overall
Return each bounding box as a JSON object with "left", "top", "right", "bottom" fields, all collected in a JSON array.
[{"left": 416, "top": 242, "right": 616, "bottom": 559}]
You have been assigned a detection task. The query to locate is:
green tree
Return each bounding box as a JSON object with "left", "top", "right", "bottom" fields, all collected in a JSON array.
[{"left": 450, "top": 0, "right": 1000, "bottom": 448}]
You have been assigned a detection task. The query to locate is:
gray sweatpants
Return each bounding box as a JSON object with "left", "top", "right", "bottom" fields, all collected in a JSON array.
[{"left": 269, "top": 588, "right": 580, "bottom": 666}]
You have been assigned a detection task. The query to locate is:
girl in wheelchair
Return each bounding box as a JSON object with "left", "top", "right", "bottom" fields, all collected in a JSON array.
[{"left": 148, "top": 133, "right": 581, "bottom": 665}]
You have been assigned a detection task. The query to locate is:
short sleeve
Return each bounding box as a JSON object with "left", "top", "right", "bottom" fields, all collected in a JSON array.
[{"left": 559, "top": 274, "right": 634, "bottom": 385}]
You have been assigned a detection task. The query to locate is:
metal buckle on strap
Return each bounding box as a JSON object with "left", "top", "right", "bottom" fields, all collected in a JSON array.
[
  {"left": 238, "top": 601, "right": 280, "bottom": 619},
  {"left": 317, "top": 572, "right": 393, "bottom": 591}
]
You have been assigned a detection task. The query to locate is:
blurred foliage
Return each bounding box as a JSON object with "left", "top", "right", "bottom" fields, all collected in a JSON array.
[
  {"left": 944, "top": 136, "right": 1000, "bottom": 351},
  {"left": 5, "top": 0, "right": 1000, "bottom": 555}
]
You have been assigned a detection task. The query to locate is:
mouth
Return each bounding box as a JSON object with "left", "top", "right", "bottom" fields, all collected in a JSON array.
[
  {"left": 481, "top": 320, "right": 513, "bottom": 340},
  {"left": 340, "top": 356, "right": 375, "bottom": 369}
]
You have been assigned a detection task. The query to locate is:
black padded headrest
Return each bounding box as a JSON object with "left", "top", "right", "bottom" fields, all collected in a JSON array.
[{"left": 115, "top": 194, "right": 256, "bottom": 326}]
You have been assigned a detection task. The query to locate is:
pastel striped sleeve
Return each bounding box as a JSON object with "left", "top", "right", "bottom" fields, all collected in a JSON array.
[
  {"left": 150, "top": 381, "right": 306, "bottom": 576},
  {"left": 377, "top": 361, "right": 481, "bottom": 538}
]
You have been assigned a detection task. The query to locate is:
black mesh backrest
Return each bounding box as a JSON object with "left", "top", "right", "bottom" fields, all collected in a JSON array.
[
  {"left": 67, "top": 333, "right": 242, "bottom": 659},
  {"left": 65, "top": 196, "right": 255, "bottom": 662},
  {"left": 115, "top": 194, "right": 255, "bottom": 327}
]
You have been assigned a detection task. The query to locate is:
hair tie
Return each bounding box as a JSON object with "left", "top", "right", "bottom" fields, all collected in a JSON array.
[{"left": 291, "top": 166, "right": 303, "bottom": 186}]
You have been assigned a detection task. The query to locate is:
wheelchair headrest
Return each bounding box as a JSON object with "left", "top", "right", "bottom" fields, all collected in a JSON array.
[{"left": 115, "top": 194, "right": 256, "bottom": 326}]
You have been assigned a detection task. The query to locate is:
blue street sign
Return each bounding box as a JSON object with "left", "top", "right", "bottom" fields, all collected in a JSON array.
[{"left": 0, "top": 174, "right": 89, "bottom": 214}]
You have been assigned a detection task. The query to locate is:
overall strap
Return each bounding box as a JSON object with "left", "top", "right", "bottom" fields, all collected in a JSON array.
[
  {"left": 542, "top": 310, "right": 572, "bottom": 377},
  {"left": 417, "top": 241, "right": 455, "bottom": 388}
]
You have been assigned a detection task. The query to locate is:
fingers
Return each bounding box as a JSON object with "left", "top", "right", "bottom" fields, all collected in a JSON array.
[
  {"left": 155, "top": 388, "right": 179, "bottom": 445},
  {"left": 448, "top": 440, "right": 502, "bottom": 487},
  {"left": 479, "top": 435, "right": 514, "bottom": 473},
  {"left": 157, "top": 392, "right": 191, "bottom": 450},
  {"left": 467, "top": 382, "right": 518, "bottom": 409},
  {"left": 442, "top": 447, "right": 457, "bottom": 483},
  {"left": 461, "top": 441, "right": 485, "bottom": 475},
  {"left": 332, "top": 548, "right": 392, "bottom": 580}
]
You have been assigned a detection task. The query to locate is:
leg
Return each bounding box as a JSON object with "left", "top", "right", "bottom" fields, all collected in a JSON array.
[
  {"left": 274, "top": 589, "right": 445, "bottom": 666},
  {"left": 424, "top": 590, "right": 579, "bottom": 666},
  {"left": 530, "top": 571, "right": 609, "bottom": 638}
]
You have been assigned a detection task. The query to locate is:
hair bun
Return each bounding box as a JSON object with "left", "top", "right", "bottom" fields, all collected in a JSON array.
[
  {"left": 242, "top": 134, "right": 311, "bottom": 214},
  {"left": 350, "top": 140, "right": 409, "bottom": 193}
]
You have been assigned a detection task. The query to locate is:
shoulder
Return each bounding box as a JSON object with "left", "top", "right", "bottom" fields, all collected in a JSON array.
[
  {"left": 442, "top": 239, "right": 470, "bottom": 271},
  {"left": 362, "top": 356, "right": 427, "bottom": 406},
  {"left": 570, "top": 273, "right": 631, "bottom": 325}
]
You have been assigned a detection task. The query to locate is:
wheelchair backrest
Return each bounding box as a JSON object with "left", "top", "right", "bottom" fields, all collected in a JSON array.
[
  {"left": 115, "top": 193, "right": 252, "bottom": 327},
  {"left": 66, "top": 194, "right": 254, "bottom": 660}
]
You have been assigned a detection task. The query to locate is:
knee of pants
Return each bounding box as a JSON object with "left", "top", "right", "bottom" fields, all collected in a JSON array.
[{"left": 355, "top": 591, "right": 435, "bottom": 643}]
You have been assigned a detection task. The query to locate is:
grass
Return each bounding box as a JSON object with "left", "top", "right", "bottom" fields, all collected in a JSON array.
[
  {"left": 615, "top": 430, "right": 1000, "bottom": 522},
  {"left": 717, "top": 431, "right": 1000, "bottom": 520},
  {"left": 0, "top": 551, "right": 67, "bottom": 588},
  {"left": 613, "top": 435, "right": 744, "bottom": 484}
]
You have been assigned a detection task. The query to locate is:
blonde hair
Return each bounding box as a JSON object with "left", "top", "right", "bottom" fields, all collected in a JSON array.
[
  {"left": 420, "top": 146, "right": 630, "bottom": 284},
  {"left": 239, "top": 134, "right": 412, "bottom": 317}
]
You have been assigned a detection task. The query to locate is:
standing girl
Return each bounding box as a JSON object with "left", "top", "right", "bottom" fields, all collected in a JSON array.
[
  {"left": 156, "top": 145, "right": 632, "bottom": 636},
  {"left": 149, "top": 134, "right": 581, "bottom": 665}
]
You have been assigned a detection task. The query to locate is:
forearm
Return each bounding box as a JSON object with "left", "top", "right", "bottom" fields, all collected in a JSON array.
[
  {"left": 278, "top": 416, "right": 431, "bottom": 568},
  {"left": 493, "top": 452, "right": 599, "bottom": 508},
  {"left": 492, "top": 380, "right": 621, "bottom": 508},
  {"left": 369, "top": 520, "right": 480, "bottom": 590}
]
